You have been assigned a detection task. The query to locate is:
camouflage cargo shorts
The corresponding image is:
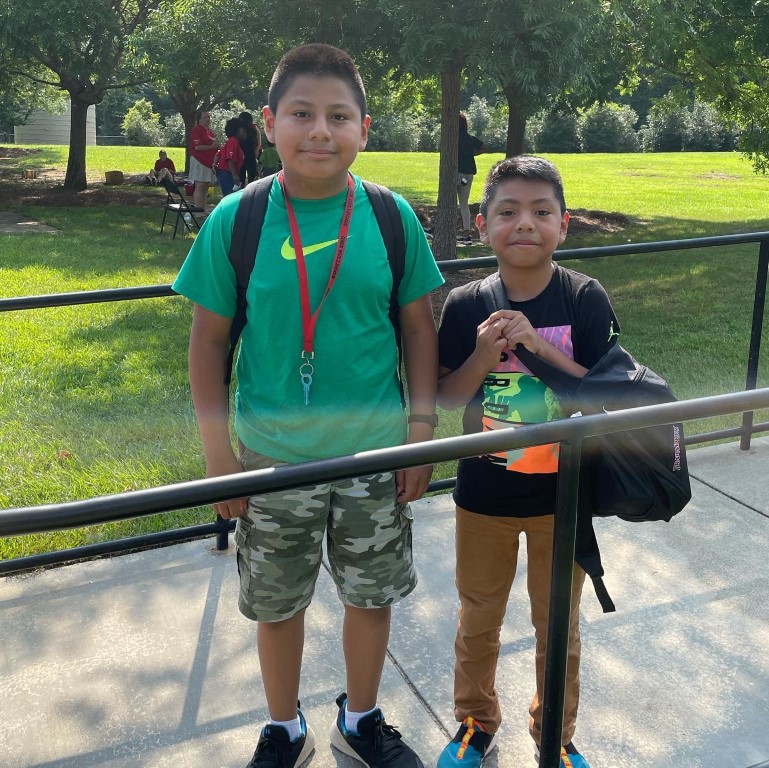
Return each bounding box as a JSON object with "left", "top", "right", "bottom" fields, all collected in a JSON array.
[{"left": 235, "top": 446, "right": 417, "bottom": 622}]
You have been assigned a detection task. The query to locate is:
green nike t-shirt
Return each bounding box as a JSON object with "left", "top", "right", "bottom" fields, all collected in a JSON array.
[{"left": 173, "top": 174, "right": 444, "bottom": 463}]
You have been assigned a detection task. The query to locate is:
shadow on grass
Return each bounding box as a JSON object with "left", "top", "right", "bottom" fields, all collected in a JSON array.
[{"left": 49, "top": 300, "right": 193, "bottom": 414}]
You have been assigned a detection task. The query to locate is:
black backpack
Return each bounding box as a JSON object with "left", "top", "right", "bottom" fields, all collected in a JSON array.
[
  {"left": 479, "top": 271, "right": 692, "bottom": 611},
  {"left": 224, "top": 174, "right": 406, "bottom": 386}
]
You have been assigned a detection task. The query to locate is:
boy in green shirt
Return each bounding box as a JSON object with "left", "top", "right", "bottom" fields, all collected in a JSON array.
[{"left": 173, "top": 43, "right": 443, "bottom": 768}]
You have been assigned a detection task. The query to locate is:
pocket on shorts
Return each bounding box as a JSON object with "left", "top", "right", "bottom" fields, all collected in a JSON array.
[
  {"left": 238, "top": 443, "right": 285, "bottom": 472},
  {"left": 236, "top": 547, "right": 252, "bottom": 595}
]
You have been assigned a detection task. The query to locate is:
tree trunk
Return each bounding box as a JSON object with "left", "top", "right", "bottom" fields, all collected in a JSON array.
[
  {"left": 433, "top": 55, "right": 463, "bottom": 261},
  {"left": 503, "top": 84, "right": 527, "bottom": 157},
  {"left": 64, "top": 96, "right": 89, "bottom": 191}
]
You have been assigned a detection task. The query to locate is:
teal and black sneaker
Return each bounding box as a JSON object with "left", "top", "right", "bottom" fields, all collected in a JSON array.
[
  {"left": 437, "top": 717, "right": 497, "bottom": 768},
  {"left": 534, "top": 741, "right": 592, "bottom": 768}
]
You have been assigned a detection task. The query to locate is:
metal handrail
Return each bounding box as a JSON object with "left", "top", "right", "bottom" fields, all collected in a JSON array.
[
  {"left": 3, "top": 230, "right": 769, "bottom": 311},
  {"left": 3, "top": 388, "right": 769, "bottom": 768},
  {"left": 2, "top": 388, "right": 767, "bottom": 539},
  {"left": 1, "top": 229, "right": 767, "bottom": 566}
]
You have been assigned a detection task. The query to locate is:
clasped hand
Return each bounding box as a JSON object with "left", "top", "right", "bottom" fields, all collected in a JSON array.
[{"left": 475, "top": 309, "right": 541, "bottom": 366}]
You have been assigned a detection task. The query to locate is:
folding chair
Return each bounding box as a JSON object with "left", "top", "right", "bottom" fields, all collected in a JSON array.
[{"left": 160, "top": 177, "right": 205, "bottom": 238}]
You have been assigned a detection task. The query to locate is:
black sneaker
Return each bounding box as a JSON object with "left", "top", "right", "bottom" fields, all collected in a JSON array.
[
  {"left": 247, "top": 709, "right": 316, "bottom": 768},
  {"left": 330, "top": 692, "right": 424, "bottom": 768}
]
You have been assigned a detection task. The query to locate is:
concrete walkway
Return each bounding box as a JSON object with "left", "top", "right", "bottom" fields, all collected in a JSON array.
[
  {"left": 0, "top": 210, "right": 59, "bottom": 234},
  {"left": 1, "top": 437, "right": 768, "bottom": 768}
]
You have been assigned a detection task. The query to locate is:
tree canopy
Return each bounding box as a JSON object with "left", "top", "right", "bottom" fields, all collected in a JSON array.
[
  {"left": 134, "top": 0, "right": 276, "bottom": 170},
  {"left": 1, "top": 0, "right": 161, "bottom": 188}
]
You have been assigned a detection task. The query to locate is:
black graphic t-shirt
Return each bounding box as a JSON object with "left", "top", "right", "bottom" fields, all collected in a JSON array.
[{"left": 438, "top": 265, "right": 619, "bottom": 517}]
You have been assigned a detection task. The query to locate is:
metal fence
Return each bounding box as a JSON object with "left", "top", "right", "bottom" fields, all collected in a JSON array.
[
  {"left": 1, "top": 230, "right": 767, "bottom": 573},
  {"left": 2, "top": 387, "right": 769, "bottom": 768},
  {"left": 1, "top": 230, "right": 769, "bottom": 768}
]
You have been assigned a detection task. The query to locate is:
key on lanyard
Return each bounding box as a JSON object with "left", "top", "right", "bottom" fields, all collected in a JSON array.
[{"left": 299, "top": 353, "right": 314, "bottom": 406}]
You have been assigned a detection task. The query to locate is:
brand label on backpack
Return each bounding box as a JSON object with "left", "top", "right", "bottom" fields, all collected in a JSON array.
[{"left": 673, "top": 424, "right": 682, "bottom": 471}]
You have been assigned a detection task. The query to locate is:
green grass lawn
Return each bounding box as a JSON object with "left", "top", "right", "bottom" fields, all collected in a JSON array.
[{"left": 1, "top": 147, "right": 768, "bottom": 560}]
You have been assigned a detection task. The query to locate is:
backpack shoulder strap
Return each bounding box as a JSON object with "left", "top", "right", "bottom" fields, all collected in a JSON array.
[
  {"left": 478, "top": 271, "right": 509, "bottom": 316},
  {"left": 225, "top": 175, "right": 274, "bottom": 385},
  {"left": 362, "top": 180, "right": 407, "bottom": 402},
  {"left": 479, "top": 271, "right": 581, "bottom": 399},
  {"left": 362, "top": 180, "right": 405, "bottom": 327}
]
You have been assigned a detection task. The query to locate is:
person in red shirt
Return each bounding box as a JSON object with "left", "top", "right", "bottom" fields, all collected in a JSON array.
[
  {"left": 146, "top": 150, "right": 177, "bottom": 186},
  {"left": 189, "top": 110, "right": 220, "bottom": 208},
  {"left": 214, "top": 117, "right": 247, "bottom": 196}
]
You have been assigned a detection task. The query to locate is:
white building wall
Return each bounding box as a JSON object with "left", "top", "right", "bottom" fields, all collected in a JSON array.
[{"left": 14, "top": 104, "right": 96, "bottom": 145}]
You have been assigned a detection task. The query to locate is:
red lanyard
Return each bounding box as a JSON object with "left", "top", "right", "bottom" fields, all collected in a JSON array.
[{"left": 278, "top": 171, "right": 355, "bottom": 403}]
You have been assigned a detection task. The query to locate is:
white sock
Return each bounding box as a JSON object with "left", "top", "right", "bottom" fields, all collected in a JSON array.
[
  {"left": 344, "top": 705, "right": 379, "bottom": 735},
  {"left": 269, "top": 715, "right": 302, "bottom": 742}
]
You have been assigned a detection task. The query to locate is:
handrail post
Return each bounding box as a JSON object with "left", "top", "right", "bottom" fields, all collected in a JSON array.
[
  {"left": 741, "top": 238, "right": 769, "bottom": 450},
  {"left": 214, "top": 513, "right": 229, "bottom": 550},
  {"left": 539, "top": 438, "right": 582, "bottom": 768}
]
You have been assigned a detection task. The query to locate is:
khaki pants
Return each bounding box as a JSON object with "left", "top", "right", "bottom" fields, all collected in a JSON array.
[{"left": 453, "top": 506, "right": 585, "bottom": 746}]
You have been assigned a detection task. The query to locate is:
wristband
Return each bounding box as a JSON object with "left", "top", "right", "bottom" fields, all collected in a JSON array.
[{"left": 408, "top": 413, "right": 438, "bottom": 428}]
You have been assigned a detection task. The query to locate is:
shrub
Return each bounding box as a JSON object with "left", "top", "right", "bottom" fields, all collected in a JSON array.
[
  {"left": 121, "top": 98, "right": 163, "bottom": 146},
  {"left": 466, "top": 95, "right": 507, "bottom": 153},
  {"left": 639, "top": 92, "right": 687, "bottom": 151},
  {"left": 162, "top": 114, "right": 186, "bottom": 147},
  {"left": 640, "top": 94, "right": 739, "bottom": 152},
  {"left": 367, "top": 111, "right": 422, "bottom": 151},
  {"left": 417, "top": 116, "right": 441, "bottom": 151},
  {"left": 579, "top": 103, "right": 640, "bottom": 153},
  {"left": 684, "top": 100, "right": 738, "bottom": 151},
  {"left": 531, "top": 109, "right": 580, "bottom": 153}
]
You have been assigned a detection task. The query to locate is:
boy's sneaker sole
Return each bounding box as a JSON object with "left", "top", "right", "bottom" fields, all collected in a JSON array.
[
  {"left": 292, "top": 726, "right": 316, "bottom": 768},
  {"left": 330, "top": 720, "right": 366, "bottom": 764}
]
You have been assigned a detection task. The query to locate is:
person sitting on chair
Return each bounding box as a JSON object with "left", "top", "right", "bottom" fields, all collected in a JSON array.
[{"left": 146, "top": 150, "right": 177, "bottom": 186}]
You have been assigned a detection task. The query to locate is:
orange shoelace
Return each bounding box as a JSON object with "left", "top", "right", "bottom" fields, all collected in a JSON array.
[{"left": 456, "top": 717, "right": 486, "bottom": 760}]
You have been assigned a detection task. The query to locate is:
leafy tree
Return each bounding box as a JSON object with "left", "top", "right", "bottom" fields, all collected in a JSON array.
[
  {"left": 395, "top": 0, "right": 620, "bottom": 257},
  {"left": 466, "top": 95, "right": 507, "bottom": 153},
  {"left": 608, "top": 0, "right": 768, "bottom": 168},
  {"left": 162, "top": 113, "right": 186, "bottom": 147},
  {"left": 135, "top": 0, "right": 274, "bottom": 170},
  {"left": 481, "top": 0, "right": 603, "bottom": 156},
  {"left": 638, "top": 92, "right": 688, "bottom": 151},
  {"left": 1, "top": 0, "right": 161, "bottom": 189},
  {"left": 397, "top": 3, "right": 490, "bottom": 259},
  {"left": 0, "top": 51, "right": 68, "bottom": 132},
  {"left": 685, "top": 100, "right": 737, "bottom": 151},
  {"left": 367, "top": 111, "right": 423, "bottom": 151}
]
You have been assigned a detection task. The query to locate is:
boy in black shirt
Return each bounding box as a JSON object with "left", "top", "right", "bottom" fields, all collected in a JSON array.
[{"left": 436, "top": 157, "right": 619, "bottom": 768}]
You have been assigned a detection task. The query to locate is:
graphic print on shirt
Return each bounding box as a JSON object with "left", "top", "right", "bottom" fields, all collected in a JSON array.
[{"left": 482, "top": 325, "right": 571, "bottom": 474}]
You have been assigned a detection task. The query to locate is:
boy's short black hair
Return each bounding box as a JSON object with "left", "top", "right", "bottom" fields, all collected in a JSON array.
[
  {"left": 480, "top": 155, "right": 567, "bottom": 217},
  {"left": 225, "top": 117, "right": 244, "bottom": 138},
  {"left": 267, "top": 43, "right": 367, "bottom": 118}
]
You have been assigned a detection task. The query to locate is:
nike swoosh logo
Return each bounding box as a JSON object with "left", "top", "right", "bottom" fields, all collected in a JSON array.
[{"left": 281, "top": 237, "right": 339, "bottom": 260}]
